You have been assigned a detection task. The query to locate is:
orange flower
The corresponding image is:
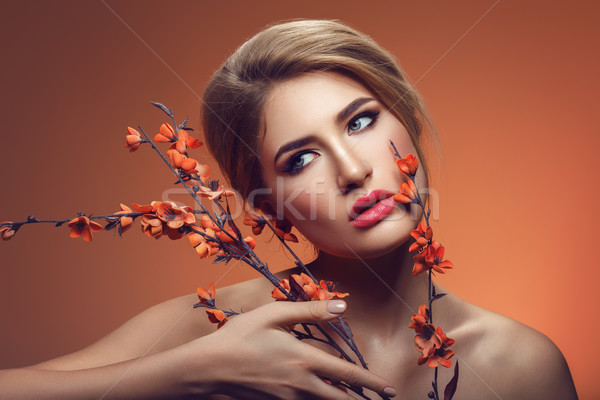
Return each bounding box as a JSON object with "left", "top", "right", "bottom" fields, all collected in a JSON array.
[
  {"left": 206, "top": 309, "right": 229, "bottom": 329},
  {"left": 216, "top": 229, "right": 237, "bottom": 244},
  {"left": 414, "top": 324, "right": 442, "bottom": 358},
  {"left": 140, "top": 214, "right": 164, "bottom": 238},
  {"left": 393, "top": 179, "right": 418, "bottom": 204},
  {"left": 243, "top": 213, "right": 267, "bottom": 235},
  {"left": 155, "top": 123, "right": 203, "bottom": 153},
  {"left": 187, "top": 229, "right": 221, "bottom": 258},
  {"left": 416, "top": 326, "right": 456, "bottom": 368},
  {"left": 114, "top": 204, "right": 134, "bottom": 233},
  {"left": 271, "top": 278, "right": 291, "bottom": 300},
  {"left": 166, "top": 149, "right": 199, "bottom": 174},
  {"left": 164, "top": 226, "right": 185, "bottom": 240},
  {"left": 196, "top": 282, "right": 215, "bottom": 306},
  {"left": 153, "top": 201, "right": 195, "bottom": 229},
  {"left": 197, "top": 181, "right": 236, "bottom": 201},
  {"left": 0, "top": 222, "right": 16, "bottom": 241},
  {"left": 174, "top": 130, "right": 203, "bottom": 154},
  {"left": 425, "top": 241, "right": 454, "bottom": 275},
  {"left": 408, "top": 305, "right": 429, "bottom": 330},
  {"left": 412, "top": 241, "right": 453, "bottom": 276},
  {"left": 199, "top": 214, "right": 221, "bottom": 231},
  {"left": 153, "top": 123, "right": 175, "bottom": 143},
  {"left": 274, "top": 219, "right": 298, "bottom": 243},
  {"left": 272, "top": 273, "right": 349, "bottom": 301},
  {"left": 131, "top": 203, "right": 154, "bottom": 213},
  {"left": 132, "top": 201, "right": 195, "bottom": 239},
  {"left": 409, "top": 221, "right": 433, "bottom": 252},
  {"left": 396, "top": 154, "right": 419, "bottom": 176},
  {"left": 125, "top": 127, "right": 143, "bottom": 152},
  {"left": 67, "top": 216, "right": 103, "bottom": 242},
  {"left": 317, "top": 280, "right": 350, "bottom": 300}
]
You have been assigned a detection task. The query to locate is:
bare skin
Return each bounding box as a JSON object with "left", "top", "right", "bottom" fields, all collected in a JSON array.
[
  {"left": 0, "top": 71, "right": 577, "bottom": 399},
  {"left": 3, "top": 252, "right": 575, "bottom": 399}
]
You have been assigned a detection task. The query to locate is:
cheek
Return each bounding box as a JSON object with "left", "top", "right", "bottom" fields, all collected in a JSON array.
[
  {"left": 390, "top": 123, "right": 418, "bottom": 156},
  {"left": 279, "top": 180, "right": 336, "bottom": 224}
]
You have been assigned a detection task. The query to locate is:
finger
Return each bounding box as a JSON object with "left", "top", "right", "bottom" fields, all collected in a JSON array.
[
  {"left": 262, "top": 300, "right": 347, "bottom": 328},
  {"left": 307, "top": 376, "right": 353, "bottom": 400},
  {"left": 310, "top": 352, "right": 396, "bottom": 398}
]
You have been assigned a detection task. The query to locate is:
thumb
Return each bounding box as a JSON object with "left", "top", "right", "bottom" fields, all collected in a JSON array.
[{"left": 266, "top": 300, "right": 347, "bottom": 328}]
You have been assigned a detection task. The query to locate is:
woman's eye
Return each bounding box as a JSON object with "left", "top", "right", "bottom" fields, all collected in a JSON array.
[
  {"left": 348, "top": 110, "right": 379, "bottom": 133},
  {"left": 282, "top": 151, "right": 319, "bottom": 175}
]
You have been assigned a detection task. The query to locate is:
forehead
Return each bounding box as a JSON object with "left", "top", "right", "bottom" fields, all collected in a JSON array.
[{"left": 260, "top": 72, "right": 374, "bottom": 155}]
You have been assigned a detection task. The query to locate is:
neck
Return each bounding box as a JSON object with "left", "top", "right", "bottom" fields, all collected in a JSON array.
[{"left": 304, "top": 240, "right": 430, "bottom": 329}]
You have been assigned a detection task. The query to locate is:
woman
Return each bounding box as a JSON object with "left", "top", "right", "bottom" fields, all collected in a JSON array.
[{"left": 0, "top": 19, "right": 577, "bottom": 399}]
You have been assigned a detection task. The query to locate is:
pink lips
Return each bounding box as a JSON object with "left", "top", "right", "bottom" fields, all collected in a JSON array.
[{"left": 350, "top": 190, "right": 396, "bottom": 228}]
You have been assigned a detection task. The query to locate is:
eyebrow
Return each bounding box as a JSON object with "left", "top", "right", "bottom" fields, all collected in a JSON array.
[
  {"left": 273, "top": 136, "right": 316, "bottom": 166},
  {"left": 272, "top": 97, "right": 377, "bottom": 166},
  {"left": 336, "top": 97, "right": 376, "bottom": 124}
]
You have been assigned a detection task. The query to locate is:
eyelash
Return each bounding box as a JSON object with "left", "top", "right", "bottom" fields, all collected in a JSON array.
[
  {"left": 281, "top": 108, "right": 381, "bottom": 176},
  {"left": 347, "top": 109, "right": 380, "bottom": 134}
]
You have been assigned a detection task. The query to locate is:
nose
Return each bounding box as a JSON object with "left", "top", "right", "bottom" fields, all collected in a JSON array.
[{"left": 334, "top": 145, "right": 373, "bottom": 194}]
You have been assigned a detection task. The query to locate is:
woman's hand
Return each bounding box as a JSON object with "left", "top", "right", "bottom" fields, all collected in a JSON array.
[{"left": 180, "top": 300, "right": 396, "bottom": 399}]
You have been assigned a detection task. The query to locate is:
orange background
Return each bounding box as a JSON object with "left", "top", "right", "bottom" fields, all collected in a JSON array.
[{"left": 1, "top": 0, "right": 598, "bottom": 397}]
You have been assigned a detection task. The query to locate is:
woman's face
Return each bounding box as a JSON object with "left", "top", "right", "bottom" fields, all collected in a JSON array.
[{"left": 259, "top": 71, "right": 427, "bottom": 259}]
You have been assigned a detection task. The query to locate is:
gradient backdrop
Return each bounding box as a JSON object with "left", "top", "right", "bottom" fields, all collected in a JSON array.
[{"left": 1, "top": 0, "right": 598, "bottom": 398}]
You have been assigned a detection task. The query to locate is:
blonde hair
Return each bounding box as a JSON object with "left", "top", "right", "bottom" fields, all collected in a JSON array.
[{"left": 202, "top": 19, "right": 436, "bottom": 204}]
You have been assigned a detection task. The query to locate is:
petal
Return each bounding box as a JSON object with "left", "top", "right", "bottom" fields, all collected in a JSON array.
[
  {"left": 181, "top": 157, "right": 198, "bottom": 172},
  {"left": 127, "top": 127, "right": 140, "bottom": 137},
  {"left": 206, "top": 309, "right": 225, "bottom": 323},
  {"left": 393, "top": 193, "right": 411, "bottom": 203},
  {"left": 89, "top": 220, "right": 103, "bottom": 232},
  {"left": 81, "top": 226, "right": 93, "bottom": 242},
  {"left": 131, "top": 203, "right": 153, "bottom": 213},
  {"left": 271, "top": 287, "right": 288, "bottom": 300},
  {"left": 187, "top": 137, "right": 203, "bottom": 149},
  {"left": 196, "top": 242, "right": 209, "bottom": 257},
  {"left": 187, "top": 232, "right": 205, "bottom": 247},
  {"left": 197, "top": 286, "right": 211, "bottom": 303},
  {"left": 126, "top": 135, "right": 142, "bottom": 145},
  {"left": 439, "top": 358, "right": 453, "bottom": 368},
  {"left": 412, "top": 262, "right": 426, "bottom": 276},
  {"left": 1, "top": 229, "right": 15, "bottom": 240},
  {"left": 154, "top": 133, "right": 171, "bottom": 143},
  {"left": 69, "top": 228, "right": 82, "bottom": 238},
  {"left": 176, "top": 138, "right": 187, "bottom": 154},
  {"left": 160, "top": 123, "right": 175, "bottom": 139}
]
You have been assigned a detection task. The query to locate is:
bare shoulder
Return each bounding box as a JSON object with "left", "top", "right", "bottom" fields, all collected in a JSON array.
[
  {"left": 32, "top": 276, "right": 275, "bottom": 371},
  {"left": 449, "top": 298, "right": 578, "bottom": 399}
]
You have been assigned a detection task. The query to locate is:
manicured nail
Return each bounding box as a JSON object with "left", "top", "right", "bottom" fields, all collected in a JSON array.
[
  {"left": 383, "top": 386, "right": 397, "bottom": 397},
  {"left": 327, "top": 300, "right": 347, "bottom": 315}
]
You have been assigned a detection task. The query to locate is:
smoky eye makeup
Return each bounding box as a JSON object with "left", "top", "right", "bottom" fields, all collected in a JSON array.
[
  {"left": 278, "top": 105, "right": 382, "bottom": 176},
  {"left": 281, "top": 150, "right": 319, "bottom": 176},
  {"left": 347, "top": 108, "right": 380, "bottom": 134}
]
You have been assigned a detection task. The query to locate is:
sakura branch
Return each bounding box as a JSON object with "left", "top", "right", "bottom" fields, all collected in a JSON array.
[{"left": 390, "top": 140, "right": 459, "bottom": 400}]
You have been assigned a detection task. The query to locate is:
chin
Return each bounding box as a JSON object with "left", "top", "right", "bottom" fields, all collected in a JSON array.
[{"left": 317, "top": 220, "right": 415, "bottom": 260}]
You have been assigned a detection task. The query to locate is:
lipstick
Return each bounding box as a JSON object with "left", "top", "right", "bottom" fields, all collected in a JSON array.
[{"left": 350, "top": 190, "right": 396, "bottom": 228}]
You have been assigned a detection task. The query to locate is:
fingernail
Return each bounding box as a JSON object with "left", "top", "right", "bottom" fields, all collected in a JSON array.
[
  {"left": 383, "top": 386, "right": 397, "bottom": 397},
  {"left": 327, "top": 300, "right": 346, "bottom": 315}
]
